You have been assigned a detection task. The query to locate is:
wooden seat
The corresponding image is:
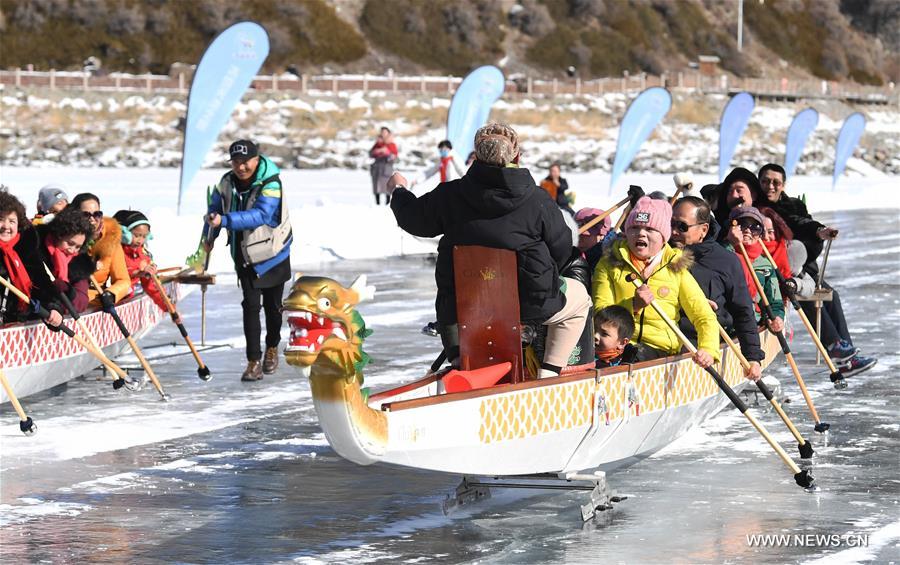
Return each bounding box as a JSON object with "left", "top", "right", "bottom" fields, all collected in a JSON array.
[{"left": 453, "top": 245, "right": 524, "bottom": 384}]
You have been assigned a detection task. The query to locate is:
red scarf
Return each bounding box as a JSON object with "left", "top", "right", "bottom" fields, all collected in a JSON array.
[
  {"left": 0, "top": 233, "right": 33, "bottom": 309},
  {"left": 45, "top": 235, "right": 73, "bottom": 283},
  {"left": 737, "top": 241, "right": 762, "bottom": 300},
  {"left": 439, "top": 155, "right": 453, "bottom": 182},
  {"left": 764, "top": 239, "right": 791, "bottom": 280}
]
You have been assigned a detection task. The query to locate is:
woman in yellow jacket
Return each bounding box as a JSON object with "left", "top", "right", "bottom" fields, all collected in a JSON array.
[
  {"left": 592, "top": 196, "right": 719, "bottom": 368},
  {"left": 70, "top": 193, "right": 131, "bottom": 309}
]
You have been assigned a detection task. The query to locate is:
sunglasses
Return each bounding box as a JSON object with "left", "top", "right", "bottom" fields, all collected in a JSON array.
[
  {"left": 671, "top": 220, "right": 706, "bottom": 233},
  {"left": 82, "top": 211, "right": 104, "bottom": 220},
  {"left": 737, "top": 219, "right": 763, "bottom": 235}
]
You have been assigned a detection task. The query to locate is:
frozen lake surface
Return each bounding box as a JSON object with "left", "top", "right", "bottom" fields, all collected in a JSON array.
[{"left": 1, "top": 209, "right": 899, "bottom": 564}]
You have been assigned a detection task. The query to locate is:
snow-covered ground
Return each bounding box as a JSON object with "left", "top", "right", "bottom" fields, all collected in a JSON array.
[
  {"left": 2, "top": 88, "right": 899, "bottom": 176},
  {"left": 1, "top": 167, "right": 897, "bottom": 276}
]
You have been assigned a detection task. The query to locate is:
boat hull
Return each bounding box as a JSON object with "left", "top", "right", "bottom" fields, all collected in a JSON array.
[
  {"left": 368, "top": 330, "right": 782, "bottom": 475},
  {"left": 0, "top": 282, "right": 181, "bottom": 402}
]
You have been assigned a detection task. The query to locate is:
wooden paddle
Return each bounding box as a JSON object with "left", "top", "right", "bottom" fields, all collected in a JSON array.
[
  {"left": 624, "top": 273, "right": 814, "bottom": 489},
  {"left": 717, "top": 325, "right": 814, "bottom": 459},
  {"left": 577, "top": 196, "right": 629, "bottom": 235},
  {"left": 0, "top": 366, "right": 36, "bottom": 435},
  {"left": 90, "top": 277, "right": 170, "bottom": 401},
  {"left": 149, "top": 273, "right": 211, "bottom": 381},
  {"left": 759, "top": 244, "right": 846, "bottom": 389},
  {"left": 735, "top": 234, "right": 830, "bottom": 433},
  {"left": 0, "top": 275, "right": 137, "bottom": 391}
]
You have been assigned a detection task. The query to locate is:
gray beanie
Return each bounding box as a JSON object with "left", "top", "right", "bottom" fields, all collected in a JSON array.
[{"left": 37, "top": 184, "right": 69, "bottom": 213}]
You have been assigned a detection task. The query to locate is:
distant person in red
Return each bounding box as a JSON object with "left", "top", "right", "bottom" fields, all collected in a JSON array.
[
  {"left": 369, "top": 126, "right": 398, "bottom": 205},
  {"left": 112, "top": 210, "right": 171, "bottom": 316},
  {"left": 411, "top": 140, "right": 465, "bottom": 187}
]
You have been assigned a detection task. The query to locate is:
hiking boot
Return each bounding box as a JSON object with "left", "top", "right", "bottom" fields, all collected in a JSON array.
[
  {"left": 828, "top": 339, "right": 860, "bottom": 363},
  {"left": 263, "top": 347, "right": 279, "bottom": 374},
  {"left": 241, "top": 360, "right": 263, "bottom": 382},
  {"left": 839, "top": 355, "right": 877, "bottom": 378}
]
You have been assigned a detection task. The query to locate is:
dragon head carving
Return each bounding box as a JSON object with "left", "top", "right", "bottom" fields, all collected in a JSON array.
[{"left": 283, "top": 275, "right": 376, "bottom": 383}]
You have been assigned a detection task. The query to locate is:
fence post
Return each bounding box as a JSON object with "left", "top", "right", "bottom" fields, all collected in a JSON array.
[
  {"left": 50, "top": 69, "right": 56, "bottom": 90},
  {"left": 678, "top": 71, "right": 683, "bottom": 88},
  {"left": 301, "top": 73, "right": 308, "bottom": 93},
  {"left": 552, "top": 78, "right": 558, "bottom": 96},
  {"left": 527, "top": 76, "right": 533, "bottom": 96},
  {"left": 332, "top": 76, "right": 338, "bottom": 93},
  {"left": 362, "top": 73, "right": 368, "bottom": 92},
  {"left": 640, "top": 72, "right": 646, "bottom": 90},
  {"left": 145, "top": 74, "right": 152, "bottom": 93},
  {"left": 575, "top": 77, "right": 581, "bottom": 96},
  {"left": 447, "top": 75, "right": 453, "bottom": 93},
  {"left": 421, "top": 75, "right": 426, "bottom": 93},
  {"left": 178, "top": 73, "right": 184, "bottom": 93},
  {"left": 83, "top": 71, "right": 88, "bottom": 89},
  {"left": 272, "top": 73, "right": 278, "bottom": 91},
  {"left": 15, "top": 67, "right": 21, "bottom": 88}
]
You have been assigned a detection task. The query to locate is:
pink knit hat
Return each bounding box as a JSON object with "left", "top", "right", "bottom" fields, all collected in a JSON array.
[
  {"left": 574, "top": 207, "right": 611, "bottom": 237},
  {"left": 624, "top": 196, "right": 672, "bottom": 241}
]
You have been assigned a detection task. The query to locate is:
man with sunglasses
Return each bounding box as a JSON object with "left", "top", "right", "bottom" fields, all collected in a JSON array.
[
  {"left": 757, "top": 163, "right": 876, "bottom": 377},
  {"left": 670, "top": 196, "right": 764, "bottom": 381}
]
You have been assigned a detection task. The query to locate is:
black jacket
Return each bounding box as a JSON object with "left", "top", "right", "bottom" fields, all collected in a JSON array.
[
  {"left": 762, "top": 192, "right": 825, "bottom": 278},
  {"left": 0, "top": 226, "right": 62, "bottom": 324},
  {"left": 677, "top": 220, "right": 764, "bottom": 362},
  {"left": 391, "top": 161, "right": 573, "bottom": 324}
]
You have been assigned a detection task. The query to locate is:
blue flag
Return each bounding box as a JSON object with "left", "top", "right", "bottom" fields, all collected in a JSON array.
[
  {"left": 718, "top": 92, "right": 754, "bottom": 181},
  {"left": 833, "top": 113, "right": 866, "bottom": 189},
  {"left": 447, "top": 66, "right": 505, "bottom": 162},
  {"left": 177, "top": 22, "right": 269, "bottom": 213},
  {"left": 610, "top": 87, "right": 671, "bottom": 194},
  {"left": 784, "top": 108, "right": 819, "bottom": 179}
]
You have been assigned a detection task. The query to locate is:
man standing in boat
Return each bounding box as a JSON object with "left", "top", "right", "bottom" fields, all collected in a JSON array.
[
  {"left": 387, "top": 123, "right": 591, "bottom": 379},
  {"left": 202, "top": 140, "right": 293, "bottom": 382}
]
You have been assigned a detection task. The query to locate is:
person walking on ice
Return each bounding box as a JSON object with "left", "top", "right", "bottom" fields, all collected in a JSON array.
[{"left": 201, "top": 140, "right": 293, "bottom": 382}]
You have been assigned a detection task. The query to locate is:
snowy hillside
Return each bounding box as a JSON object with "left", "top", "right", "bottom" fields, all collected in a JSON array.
[{"left": 2, "top": 88, "right": 898, "bottom": 178}]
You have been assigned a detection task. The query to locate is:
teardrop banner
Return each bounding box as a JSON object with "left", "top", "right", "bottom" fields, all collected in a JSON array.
[
  {"left": 177, "top": 21, "right": 270, "bottom": 214},
  {"left": 784, "top": 108, "right": 819, "bottom": 179},
  {"left": 718, "top": 92, "right": 754, "bottom": 181},
  {"left": 832, "top": 112, "right": 866, "bottom": 190},
  {"left": 609, "top": 87, "right": 672, "bottom": 195},
  {"left": 447, "top": 66, "right": 506, "bottom": 163}
]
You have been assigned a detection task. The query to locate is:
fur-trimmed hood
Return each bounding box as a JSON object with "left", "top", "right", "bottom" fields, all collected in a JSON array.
[
  {"left": 88, "top": 217, "right": 123, "bottom": 261},
  {"left": 606, "top": 238, "right": 694, "bottom": 275}
]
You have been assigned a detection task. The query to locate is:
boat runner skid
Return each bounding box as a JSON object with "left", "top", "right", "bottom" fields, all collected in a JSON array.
[{"left": 1, "top": 281, "right": 183, "bottom": 402}]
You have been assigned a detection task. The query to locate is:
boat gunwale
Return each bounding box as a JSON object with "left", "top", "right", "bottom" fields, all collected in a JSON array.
[{"left": 379, "top": 348, "right": 701, "bottom": 412}]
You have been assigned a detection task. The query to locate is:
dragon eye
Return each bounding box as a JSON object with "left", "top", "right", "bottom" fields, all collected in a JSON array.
[{"left": 317, "top": 297, "right": 331, "bottom": 310}]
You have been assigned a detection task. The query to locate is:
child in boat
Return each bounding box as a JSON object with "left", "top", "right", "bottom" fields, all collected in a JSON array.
[
  {"left": 594, "top": 305, "right": 637, "bottom": 368},
  {"left": 113, "top": 210, "right": 170, "bottom": 315}
]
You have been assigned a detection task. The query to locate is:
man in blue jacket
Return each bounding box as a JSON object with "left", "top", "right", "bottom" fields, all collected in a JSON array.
[{"left": 204, "top": 140, "right": 293, "bottom": 381}]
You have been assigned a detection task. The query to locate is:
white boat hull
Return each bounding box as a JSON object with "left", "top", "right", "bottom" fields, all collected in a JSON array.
[
  {"left": 0, "top": 282, "right": 182, "bottom": 403},
  {"left": 365, "top": 331, "right": 782, "bottom": 475}
]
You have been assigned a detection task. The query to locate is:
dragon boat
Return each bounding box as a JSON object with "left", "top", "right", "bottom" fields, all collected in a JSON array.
[
  {"left": 1, "top": 280, "right": 182, "bottom": 403},
  {"left": 283, "top": 247, "right": 783, "bottom": 485}
]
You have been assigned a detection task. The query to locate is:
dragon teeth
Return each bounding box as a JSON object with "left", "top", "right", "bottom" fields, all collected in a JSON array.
[
  {"left": 317, "top": 316, "right": 325, "bottom": 325},
  {"left": 298, "top": 328, "right": 308, "bottom": 337},
  {"left": 317, "top": 335, "right": 325, "bottom": 345},
  {"left": 331, "top": 327, "right": 347, "bottom": 341}
]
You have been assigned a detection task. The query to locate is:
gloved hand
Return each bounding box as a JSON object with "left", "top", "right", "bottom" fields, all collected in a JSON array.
[
  {"left": 100, "top": 291, "right": 116, "bottom": 313},
  {"left": 627, "top": 185, "right": 645, "bottom": 207},
  {"left": 783, "top": 277, "right": 798, "bottom": 296}
]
